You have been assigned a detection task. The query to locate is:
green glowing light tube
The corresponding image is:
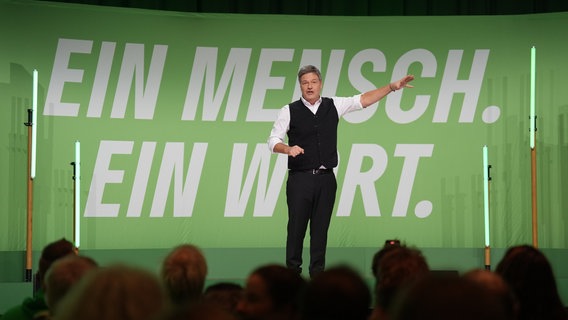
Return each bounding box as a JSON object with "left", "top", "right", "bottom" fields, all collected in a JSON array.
[
  {"left": 530, "top": 46, "right": 536, "bottom": 149},
  {"left": 483, "top": 145, "right": 490, "bottom": 247},
  {"left": 74, "top": 140, "right": 81, "bottom": 248},
  {"left": 31, "top": 70, "right": 38, "bottom": 179}
]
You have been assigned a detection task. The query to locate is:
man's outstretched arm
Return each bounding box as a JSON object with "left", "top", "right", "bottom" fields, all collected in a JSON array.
[{"left": 360, "top": 75, "right": 415, "bottom": 108}]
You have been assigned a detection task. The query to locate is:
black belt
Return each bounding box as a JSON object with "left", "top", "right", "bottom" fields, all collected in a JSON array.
[{"left": 289, "top": 168, "right": 333, "bottom": 175}]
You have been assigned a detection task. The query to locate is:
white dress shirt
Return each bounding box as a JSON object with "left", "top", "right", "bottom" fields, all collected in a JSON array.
[{"left": 268, "top": 94, "right": 363, "bottom": 153}]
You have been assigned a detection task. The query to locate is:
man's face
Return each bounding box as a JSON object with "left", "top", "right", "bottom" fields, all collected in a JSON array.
[{"left": 300, "top": 72, "right": 322, "bottom": 104}]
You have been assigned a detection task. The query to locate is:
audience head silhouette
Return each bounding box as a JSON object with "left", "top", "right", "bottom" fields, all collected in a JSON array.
[
  {"left": 0, "top": 238, "right": 77, "bottom": 320},
  {"left": 390, "top": 274, "right": 514, "bottom": 320},
  {"left": 237, "top": 264, "right": 306, "bottom": 320},
  {"left": 301, "top": 265, "right": 371, "bottom": 320},
  {"left": 370, "top": 244, "right": 429, "bottom": 319},
  {"left": 37, "top": 238, "right": 77, "bottom": 291},
  {"left": 44, "top": 254, "right": 98, "bottom": 316},
  {"left": 371, "top": 239, "right": 402, "bottom": 278},
  {"left": 158, "top": 300, "right": 239, "bottom": 320},
  {"left": 203, "top": 282, "right": 243, "bottom": 315},
  {"left": 4, "top": 241, "right": 566, "bottom": 320},
  {"left": 495, "top": 244, "right": 567, "bottom": 320},
  {"left": 56, "top": 264, "right": 165, "bottom": 320},
  {"left": 462, "top": 268, "right": 518, "bottom": 319},
  {"left": 161, "top": 244, "right": 208, "bottom": 306}
]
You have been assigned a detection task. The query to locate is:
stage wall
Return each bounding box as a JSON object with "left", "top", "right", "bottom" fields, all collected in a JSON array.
[{"left": 1, "top": 1, "right": 568, "bottom": 268}]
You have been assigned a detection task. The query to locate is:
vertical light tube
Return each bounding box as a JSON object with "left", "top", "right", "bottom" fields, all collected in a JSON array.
[
  {"left": 530, "top": 46, "right": 536, "bottom": 149},
  {"left": 74, "top": 141, "right": 81, "bottom": 248},
  {"left": 483, "top": 145, "right": 490, "bottom": 247},
  {"left": 530, "top": 46, "right": 539, "bottom": 247},
  {"left": 31, "top": 69, "right": 38, "bottom": 179}
]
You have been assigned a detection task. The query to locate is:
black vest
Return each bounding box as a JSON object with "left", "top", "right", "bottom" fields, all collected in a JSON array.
[{"left": 288, "top": 97, "right": 339, "bottom": 170}]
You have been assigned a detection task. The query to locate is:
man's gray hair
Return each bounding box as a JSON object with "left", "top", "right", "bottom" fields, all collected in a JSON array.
[{"left": 298, "top": 65, "right": 322, "bottom": 82}]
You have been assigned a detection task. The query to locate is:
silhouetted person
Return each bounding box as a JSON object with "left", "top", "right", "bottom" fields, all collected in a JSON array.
[
  {"left": 370, "top": 239, "right": 402, "bottom": 279},
  {"left": 203, "top": 282, "right": 243, "bottom": 316},
  {"left": 301, "top": 265, "right": 371, "bottom": 320},
  {"left": 390, "top": 275, "right": 514, "bottom": 320},
  {"left": 43, "top": 255, "right": 98, "bottom": 317},
  {"left": 157, "top": 300, "right": 238, "bottom": 320},
  {"left": 463, "top": 268, "right": 518, "bottom": 319},
  {"left": 496, "top": 245, "right": 567, "bottom": 320},
  {"left": 237, "top": 264, "right": 306, "bottom": 320},
  {"left": 1, "top": 238, "right": 76, "bottom": 320},
  {"left": 369, "top": 245, "right": 429, "bottom": 320},
  {"left": 56, "top": 264, "right": 165, "bottom": 320},
  {"left": 161, "top": 244, "right": 208, "bottom": 307}
]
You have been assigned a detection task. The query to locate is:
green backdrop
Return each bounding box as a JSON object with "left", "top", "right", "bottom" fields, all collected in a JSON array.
[{"left": 1, "top": 0, "right": 567, "bottom": 272}]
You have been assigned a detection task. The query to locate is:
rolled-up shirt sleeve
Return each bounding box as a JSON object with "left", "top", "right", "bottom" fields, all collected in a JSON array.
[
  {"left": 267, "top": 105, "right": 290, "bottom": 153},
  {"left": 332, "top": 94, "right": 363, "bottom": 117}
]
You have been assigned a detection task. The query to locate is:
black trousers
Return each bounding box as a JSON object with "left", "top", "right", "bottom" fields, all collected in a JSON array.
[{"left": 285, "top": 170, "right": 337, "bottom": 277}]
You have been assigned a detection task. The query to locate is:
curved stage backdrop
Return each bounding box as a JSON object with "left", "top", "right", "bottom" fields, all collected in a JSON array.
[{"left": 1, "top": 0, "right": 567, "bottom": 297}]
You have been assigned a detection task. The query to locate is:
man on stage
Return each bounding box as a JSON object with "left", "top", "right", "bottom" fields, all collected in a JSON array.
[{"left": 268, "top": 65, "right": 414, "bottom": 277}]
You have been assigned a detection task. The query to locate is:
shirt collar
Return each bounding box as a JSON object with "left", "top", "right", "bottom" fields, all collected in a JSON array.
[{"left": 300, "top": 96, "right": 322, "bottom": 107}]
